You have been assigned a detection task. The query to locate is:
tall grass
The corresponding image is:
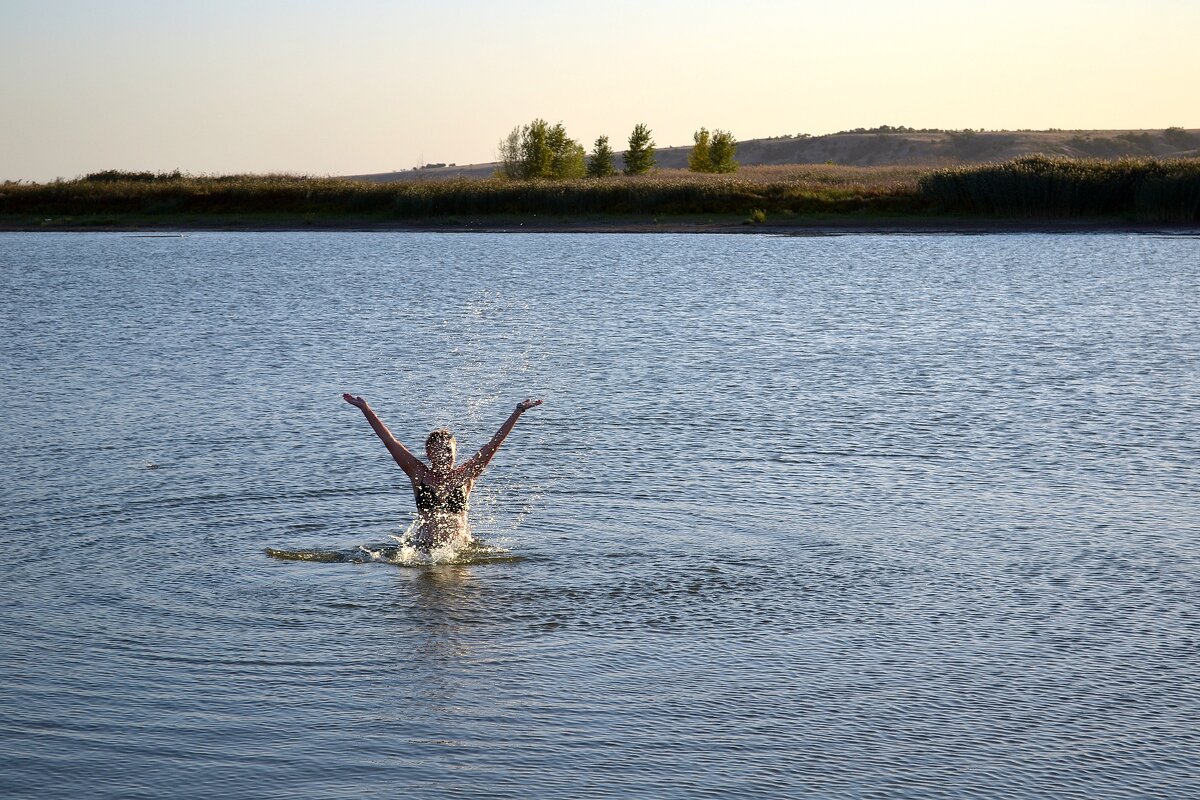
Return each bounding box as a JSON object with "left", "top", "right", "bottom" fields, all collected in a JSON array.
[
  {"left": 3, "top": 158, "right": 1198, "bottom": 221},
  {"left": 0, "top": 168, "right": 919, "bottom": 218},
  {"left": 919, "top": 156, "right": 1200, "bottom": 222}
]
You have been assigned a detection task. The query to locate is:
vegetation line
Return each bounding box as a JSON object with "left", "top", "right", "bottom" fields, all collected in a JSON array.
[{"left": 2, "top": 157, "right": 1198, "bottom": 223}]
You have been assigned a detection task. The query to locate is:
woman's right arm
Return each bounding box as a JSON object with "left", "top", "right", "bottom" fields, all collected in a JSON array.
[{"left": 342, "top": 394, "right": 424, "bottom": 479}]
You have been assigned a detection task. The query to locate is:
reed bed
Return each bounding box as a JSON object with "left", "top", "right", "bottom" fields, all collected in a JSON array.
[
  {"left": 0, "top": 168, "right": 919, "bottom": 219},
  {"left": 3, "top": 158, "right": 1198, "bottom": 221},
  {"left": 919, "top": 156, "right": 1200, "bottom": 222}
]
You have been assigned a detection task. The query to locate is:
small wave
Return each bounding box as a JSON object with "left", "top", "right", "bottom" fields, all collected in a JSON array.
[{"left": 264, "top": 538, "right": 523, "bottom": 567}]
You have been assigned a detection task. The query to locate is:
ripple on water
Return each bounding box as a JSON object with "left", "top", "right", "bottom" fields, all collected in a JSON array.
[{"left": 1, "top": 232, "right": 1198, "bottom": 799}]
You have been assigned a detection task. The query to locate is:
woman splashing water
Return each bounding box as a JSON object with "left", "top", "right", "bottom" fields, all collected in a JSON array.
[{"left": 342, "top": 394, "right": 543, "bottom": 553}]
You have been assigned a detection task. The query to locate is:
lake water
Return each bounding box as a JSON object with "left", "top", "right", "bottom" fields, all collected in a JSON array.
[{"left": 1, "top": 231, "right": 1198, "bottom": 799}]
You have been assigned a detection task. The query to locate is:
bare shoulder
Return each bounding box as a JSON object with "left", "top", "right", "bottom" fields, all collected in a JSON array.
[{"left": 406, "top": 461, "right": 429, "bottom": 484}]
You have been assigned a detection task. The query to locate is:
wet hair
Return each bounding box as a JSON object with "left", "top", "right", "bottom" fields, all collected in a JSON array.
[{"left": 425, "top": 428, "right": 456, "bottom": 452}]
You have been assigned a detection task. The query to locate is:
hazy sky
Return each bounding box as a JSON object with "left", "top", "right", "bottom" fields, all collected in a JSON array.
[{"left": 2, "top": 0, "right": 1196, "bottom": 181}]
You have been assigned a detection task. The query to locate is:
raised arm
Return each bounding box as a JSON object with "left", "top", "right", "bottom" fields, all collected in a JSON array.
[
  {"left": 342, "top": 394, "right": 425, "bottom": 479},
  {"left": 459, "top": 398, "right": 543, "bottom": 479}
]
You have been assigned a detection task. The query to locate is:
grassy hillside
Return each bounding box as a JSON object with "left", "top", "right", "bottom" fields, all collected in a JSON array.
[{"left": 348, "top": 128, "right": 1200, "bottom": 183}]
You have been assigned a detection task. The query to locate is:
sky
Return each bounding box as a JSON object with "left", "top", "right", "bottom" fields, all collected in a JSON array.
[{"left": 1, "top": 0, "right": 1196, "bottom": 181}]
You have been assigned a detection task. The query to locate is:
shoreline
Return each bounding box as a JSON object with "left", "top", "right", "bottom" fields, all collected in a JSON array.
[{"left": 2, "top": 214, "right": 1196, "bottom": 235}]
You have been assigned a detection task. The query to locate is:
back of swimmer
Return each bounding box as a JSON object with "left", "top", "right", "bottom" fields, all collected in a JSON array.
[{"left": 342, "top": 394, "right": 543, "bottom": 550}]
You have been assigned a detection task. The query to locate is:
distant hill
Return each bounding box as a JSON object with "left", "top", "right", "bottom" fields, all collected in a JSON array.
[{"left": 346, "top": 128, "right": 1200, "bottom": 183}]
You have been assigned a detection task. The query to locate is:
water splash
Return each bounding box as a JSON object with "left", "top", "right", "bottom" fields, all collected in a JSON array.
[{"left": 265, "top": 525, "right": 524, "bottom": 567}]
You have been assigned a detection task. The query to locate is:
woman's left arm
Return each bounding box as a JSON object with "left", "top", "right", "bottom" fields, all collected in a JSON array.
[{"left": 459, "top": 399, "right": 542, "bottom": 479}]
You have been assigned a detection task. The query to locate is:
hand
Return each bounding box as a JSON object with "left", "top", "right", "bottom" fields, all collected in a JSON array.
[
  {"left": 515, "top": 398, "right": 543, "bottom": 413},
  {"left": 342, "top": 393, "right": 368, "bottom": 409}
]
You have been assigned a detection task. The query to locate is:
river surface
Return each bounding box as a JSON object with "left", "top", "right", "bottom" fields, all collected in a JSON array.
[{"left": 1, "top": 231, "right": 1198, "bottom": 799}]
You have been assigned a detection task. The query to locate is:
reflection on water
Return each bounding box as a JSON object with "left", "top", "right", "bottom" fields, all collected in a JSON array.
[
  {"left": 398, "top": 565, "right": 479, "bottom": 698},
  {"left": 2, "top": 231, "right": 1199, "bottom": 800}
]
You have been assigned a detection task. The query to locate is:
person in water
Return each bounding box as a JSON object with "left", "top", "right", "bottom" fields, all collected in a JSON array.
[{"left": 342, "top": 394, "right": 543, "bottom": 551}]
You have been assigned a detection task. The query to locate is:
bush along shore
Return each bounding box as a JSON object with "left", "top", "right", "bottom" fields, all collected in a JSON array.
[
  {"left": 2, "top": 157, "right": 1198, "bottom": 226},
  {"left": 918, "top": 157, "right": 1200, "bottom": 222}
]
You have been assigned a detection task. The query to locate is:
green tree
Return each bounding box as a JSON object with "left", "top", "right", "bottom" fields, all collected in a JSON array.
[
  {"left": 547, "top": 123, "right": 586, "bottom": 178},
  {"left": 587, "top": 135, "right": 617, "bottom": 177},
  {"left": 498, "top": 119, "right": 586, "bottom": 179},
  {"left": 688, "top": 128, "right": 712, "bottom": 172},
  {"left": 709, "top": 129, "right": 738, "bottom": 173},
  {"left": 520, "top": 119, "right": 554, "bottom": 178},
  {"left": 498, "top": 127, "right": 522, "bottom": 179},
  {"left": 623, "top": 123, "right": 655, "bottom": 175}
]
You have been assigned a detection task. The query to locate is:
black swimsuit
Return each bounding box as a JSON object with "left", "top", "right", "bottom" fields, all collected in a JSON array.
[{"left": 413, "top": 481, "right": 469, "bottom": 515}]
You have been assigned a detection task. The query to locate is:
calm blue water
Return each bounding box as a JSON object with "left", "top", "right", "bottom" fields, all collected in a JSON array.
[{"left": 1, "top": 231, "right": 1198, "bottom": 799}]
